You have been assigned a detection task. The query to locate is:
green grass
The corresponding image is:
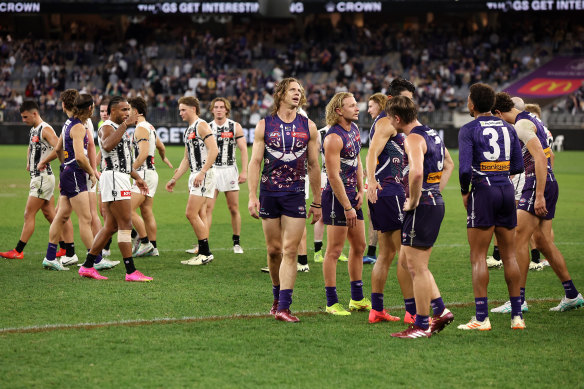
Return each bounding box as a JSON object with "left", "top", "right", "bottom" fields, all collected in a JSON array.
[{"left": 0, "top": 145, "right": 583, "bottom": 388}]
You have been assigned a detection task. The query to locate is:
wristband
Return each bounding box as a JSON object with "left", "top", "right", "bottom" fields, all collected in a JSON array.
[{"left": 344, "top": 206, "right": 353, "bottom": 212}]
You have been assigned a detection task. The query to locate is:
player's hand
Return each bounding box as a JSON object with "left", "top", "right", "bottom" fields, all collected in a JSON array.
[
  {"left": 125, "top": 110, "right": 139, "bottom": 127},
  {"left": 534, "top": 194, "right": 548, "bottom": 217},
  {"left": 137, "top": 178, "right": 149, "bottom": 196},
  {"left": 193, "top": 171, "right": 205, "bottom": 187},
  {"left": 37, "top": 161, "right": 46, "bottom": 171},
  {"left": 89, "top": 174, "right": 97, "bottom": 189},
  {"left": 238, "top": 171, "right": 247, "bottom": 184},
  {"left": 403, "top": 198, "right": 418, "bottom": 212},
  {"left": 166, "top": 178, "right": 176, "bottom": 193},
  {"left": 96, "top": 171, "right": 101, "bottom": 180},
  {"left": 163, "top": 157, "right": 173, "bottom": 169},
  {"left": 248, "top": 197, "right": 260, "bottom": 219},
  {"left": 367, "top": 180, "right": 381, "bottom": 204},
  {"left": 354, "top": 190, "right": 364, "bottom": 210},
  {"left": 462, "top": 192, "right": 469, "bottom": 210},
  {"left": 308, "top": 205, "right": 321, "bottom": 224},
  {"left": 344, "top": 207, "right": 357, "bottom": 228}
]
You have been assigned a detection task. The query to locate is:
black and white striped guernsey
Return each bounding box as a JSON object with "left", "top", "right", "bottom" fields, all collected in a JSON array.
[
  {"left": 29, "top": 122, "right": 54, "bottom": 177},
  {"left": 98, "top": 119, "right": 134, "bottom": 174},
  {"left": 183, "top": 118, "right": 208, "bottom": 172},
  {"left": 209, "top": 119, "right": 237, "bottom": 167}
]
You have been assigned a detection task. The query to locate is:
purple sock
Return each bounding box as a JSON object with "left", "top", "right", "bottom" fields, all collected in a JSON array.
[
  {"left": 414, "top": 314, "right": 430, "bottom": 330},
  {"left": 431, "top": 297, "right": 445, "bottom": 316},
  {"left": 277, "top": 289, "right": 293, "bottom": 311},
  {"left": 520, "top": 288, "right": 526, "bottom": 305},
  {"left": 510, "top": 296, "right": 523, "bottom": 318},
  {"left": 350, "top": 280, "right": 364, "bottom": 301},
  {"left": 45, "top": 243, "right": 58, "bottom": 261},
  {"left": 562, "top": 280, "right": 579, "bottom": 299},
  {"left": 404, "top": 298, "right": 416, "bottom": 316},
  {"left": 475, "top": 297, "right": 488, "bottom": 322},
  {"left": 94, "top": 253, "right": 103, "bottom": 264},
  {"left": 371, "top": 293, "right": 384, "bottom": 311},
  {"left": 272, "top": 285, "right": 280, "bottom": 300},
  {"left": 325, "top": 286, "right": 338, "bottom": 307}
]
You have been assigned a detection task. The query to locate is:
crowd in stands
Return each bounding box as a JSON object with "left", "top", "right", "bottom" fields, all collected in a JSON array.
[{"left": 1, "top": 14, "right": 583, "bottom": 124}]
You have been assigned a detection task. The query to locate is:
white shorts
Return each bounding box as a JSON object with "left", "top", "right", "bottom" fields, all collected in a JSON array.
[
  {"left": 100, "top": 171, "right": 132, "bottom": 202},
  {"left": 188, "top": 169, "right": 215, "bottom": 199},
  {"left": 214, "top": 165, "right": 239, "bottom": 192},
  {"left": 132, "top": 169, "right": 158, "bottom": 198},
  {"left": 321, "top": 171, "right": 327, "bottom": 190},
  {"left": 86, "top": 173, "right": 97, "bottom": 193},
  {"left": 29, "top": 175, "right": 55, "bottom": 200},
  {"left": 512, "top": 173, "right": 525, "bottom": 202}
]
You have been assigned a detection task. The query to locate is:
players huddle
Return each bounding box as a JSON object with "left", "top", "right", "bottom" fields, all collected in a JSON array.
[{"left": 2, "top": 78, "right": 582, "bottom": 335}]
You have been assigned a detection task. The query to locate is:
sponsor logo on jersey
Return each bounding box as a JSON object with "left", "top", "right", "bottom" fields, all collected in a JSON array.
[
  {"left": 292, "top": 131, "right": 308, "bottom": 139},
  {"left": 121, "top": 190, "right": 131, "bottom": 197},
  {"left": 31, "top": 135, "right": 40, "bottom": 143},
  {"left": 426, "top": 171, "right": 443, "bottom": 183},
  {"left": 480, "top": 161, "right": 510, "bottom": 172},
  {"left": 221, "top": 132, "right": 234, "bottom": 138},
  {"left": 188, "top": 132, "right": 197, "bottom": 139}
]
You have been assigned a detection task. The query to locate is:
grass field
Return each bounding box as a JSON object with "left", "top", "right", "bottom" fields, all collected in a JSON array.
[{"left": 0, "top": 145, "right": 583, "bottom": 388}]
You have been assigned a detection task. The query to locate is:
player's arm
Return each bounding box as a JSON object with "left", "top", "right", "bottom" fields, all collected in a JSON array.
[
  {"left": 71, "top": 123, "right": 96, "bottom": 187},
  {"left": 235, "top": 122, "right": 248, "bottom": 183},
  {"left": 100, "top": 120, "right": 131, "bottom": 152},
  {"left": 355, "top": 154, "right": 364, "bottom": 209},
  {"left": 85, "top": 125, "right": 99, "bottom": 178},
  {"left": 26, "top": 145, "right": 30, "bottom": 171},
  {"left": 247, "top": 119, "right": 265, "bottom": 219},
  {"left": 37, "top": 130, "right": 62, "bottom": 171},
  {"left": 404, "top": 133, "right": 425, "bottom": 211},
  {"left": 516, "top": 119, "right": 547, "bottom": 216},
  {"left": 325, "top": 132, "right": 357, "bottom": 227},
  {"left": 365, "top": 118, "right": 395, "bottom": 203},
  {"left": 155, "top": 133, "right": 173, "bottom": 168},
  {"left": 192, "top": 122, "right": 218, "bottom": 187},
  {"left": 440, "top": 147, "right": 454, "bottom": 192},
  {"left": 306, "top": 120, "right": 322, "bottom": 223},
  {"left": 132, "top": 125, "right": 150, "bottom": 171}
]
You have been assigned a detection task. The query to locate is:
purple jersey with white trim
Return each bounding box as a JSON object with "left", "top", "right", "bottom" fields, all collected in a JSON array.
[
  {"left": 260, "top": 113, "right": 310, "bottom": 196},
  {"left": 516, "top": 111, "right": 555, "bottom": 184},
  {"left": 458, "top": 115, "right": 523, "bottom": 192},
  {"left": 411, "top": 125, "right": 444, "bottom": 206},
  {"left": 62, "top": 118, "right": 88, "bottom": 165},
  {"left": 323, "top": 122, "right": 361, "bottom": 195}
]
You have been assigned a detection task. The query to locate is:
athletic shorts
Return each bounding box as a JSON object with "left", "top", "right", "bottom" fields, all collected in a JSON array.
[
  {"left": 132, "top": 169, "right": 158, "bottom": 198},
  {"left": 60, "top": 165, "right": 88, "bottom": 198},
  {"left": 214, "top": 165, "right": 240, "bottom": 192},
  {"left": 518, "top": 179, "right": 558, "bottom": 220},
  {"left": 29, "top": 174, "right": 55, "bottom": 201},
  {"left": 401, "top": 204, "right": 445, "bottom": 247},
  {"left": 86, "top": 173, "right": 97, "bottom": 193},
  {"left": 467, "top": 184, "right": 517, "bottom": 229},
  {"left": 511, "top": 173, "right": 525, "bottom": 202},
  {"left": 259, "top": 192, "right": 306, "bottom": 219},
  {"left": 188, "top": 169, "right": 215, "bottom": 199},
  {"left": 100, "top": 170, "right": 132, "bottom": 202},
  {"left": 369, "top": 194, "right": 406, "bottom": 232},
  {"left": 322, "top": 189, "right": 364, "bottom": 226}
]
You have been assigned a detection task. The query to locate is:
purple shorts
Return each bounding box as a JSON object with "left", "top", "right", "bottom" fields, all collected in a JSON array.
[
  {"left": 59, "top": 164, "right": 88, "bottom": 198},
  {"left": 322, "top": 189, "right": 364, "bottom": 226},
  {"left": 467, "top": 184, "right": 517, "bottom": 228},
  {"left": 518, "top": 179, "right": 558, "bottom": 220},
  {"left": 259, "top": 192, "right": 306, "bottom": 219},
  {"left": 401, "top": 204, "right": 444, "bottom": 247},
  {"left": 369, "top": 194, "right": 406, "bottom": 232}
]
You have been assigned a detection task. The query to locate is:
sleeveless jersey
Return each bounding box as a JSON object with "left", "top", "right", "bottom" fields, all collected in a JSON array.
[
  {"left": 29, "top": 122, "right": 54, "bottom": 177},
  {"left": 98, "top": 119, "right": 133, "bottom": 174},
  {"left": 183, "top": 118, "right": 209, "bottom": 172},
  {"left": 411, "top": 125, "right": 445, "bottom": 206},
  {"left": 516, "top": 111, "right": 555, "bottom": 183},
  {"left": 134, "top": 121, "right": 157, "bottom": 171},
  {"left": 369, "top": 112, "right": 406, "bottom": 196},
  {"left": 323, "top": 122, "right": 361, "bottom": 195},
  {"left": 260, "top": 113, "right": 310, "bottom": 196},
  {"left": 458, "top": 115, "right": 523, "bottom": 191},
  {"left": 210, "top": 118, "right": 238, "bottom": 167},
  {"left": 63, "top": 117, "right": 88, "bottom": 166}
]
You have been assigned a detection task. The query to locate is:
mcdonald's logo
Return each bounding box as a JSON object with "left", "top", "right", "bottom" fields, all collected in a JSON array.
[{"left": 518, "top": 78, "right": 583, "bottom": 96}]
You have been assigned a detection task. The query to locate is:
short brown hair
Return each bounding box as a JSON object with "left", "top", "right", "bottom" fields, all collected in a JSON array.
[
  {"left": 386, "top": 95, "right": 417, "bottom": 124},
  {"left": 524, "top": 103, "right": 542, "bottom": 119},
  {"left": 271, "top": 78, "right": 306, "bottom": 116},
  {"left": 469, "top": 83, "right": 496, "bottom": 113},
  {"left": 209, "top": 97, "right": 231, "bottom": 117},
  {"left": 129, "top": 97, "right": 148, "bottom": 116},
  {"left": 368, "top": 93, "right": 387, "bottom": 112},
  {"left": 178, "top": 96, "right": 200, "bottom": 115},
  {"left": 325, "top": 92, "right": 354, "bottom": 127},
  {"left": 492, "top": 92, "right": 515, "bottom": 114},
  {"left": 61, "top": 89, "right": 79, "bottom": 111}
]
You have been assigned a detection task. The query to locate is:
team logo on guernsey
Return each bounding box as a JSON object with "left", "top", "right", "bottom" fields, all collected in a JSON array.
[
  {"left": 188, "top": 132, "right": 197, "bottom": 139},
  {"left": 330, "top": 210, "right": 336, "bottom": 219},
  {"left": 31, "top": 136, "right": 40, "bottom": 143}
]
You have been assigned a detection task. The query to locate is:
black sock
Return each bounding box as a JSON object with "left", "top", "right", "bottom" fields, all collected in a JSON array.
[
  {"left": 314, "top": 241, "right": 323, "bottom": 252},
  {"left": 83, "top": 253, "right": 97, "bottom": 268},
  {"left": 65, "top": 242, "right": 75, "bottom": 257},
  {"left": 298, "top": 254, "right": 308, "bottom": 265},
  {"left": 15, "top": 240, "right": 26, "bottom": 253},
  {"left": 493, "top": 246, "right": 500, "bottom": 260},
  {"left": 531, "top": 249, "right": 541, "bottom": 263},
  {"left": 140, "top": 236, "right": 149, "bottom": 244},
  {"left": 104, "top": 238, "right": 112, "bottom": 250},
  {"left": 59, "top": 240, "right": 66, "bottom": 249},
  {"left": 198, "top": 239, "right": 211, "bottom": 256},
  {"left": 131, "top": 229, "right": 138, "bottom": 239},
  {"left": 123, "top": 257, "right": 136, "bottom": 274},
  {"left": 367, "top": 245, "right": 376, "bottom": 257},
  {"left": 151, "top": 240, "right": 157, "bottom": 248},
  {"left": 232, "top": 234, "right": 240, "bottom": 246}
]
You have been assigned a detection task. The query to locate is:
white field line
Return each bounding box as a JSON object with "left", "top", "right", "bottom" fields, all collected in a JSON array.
[{"left": 0, "top": 297, "right": 567, "bottom": 335}]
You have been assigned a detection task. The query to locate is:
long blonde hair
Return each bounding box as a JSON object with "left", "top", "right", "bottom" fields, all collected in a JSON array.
[
  {"left": 270, "top": 77, "right": 307, "bottom": 116},
  {"left": 325, "top": 92, "right": 353, "bottom": 127}
]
